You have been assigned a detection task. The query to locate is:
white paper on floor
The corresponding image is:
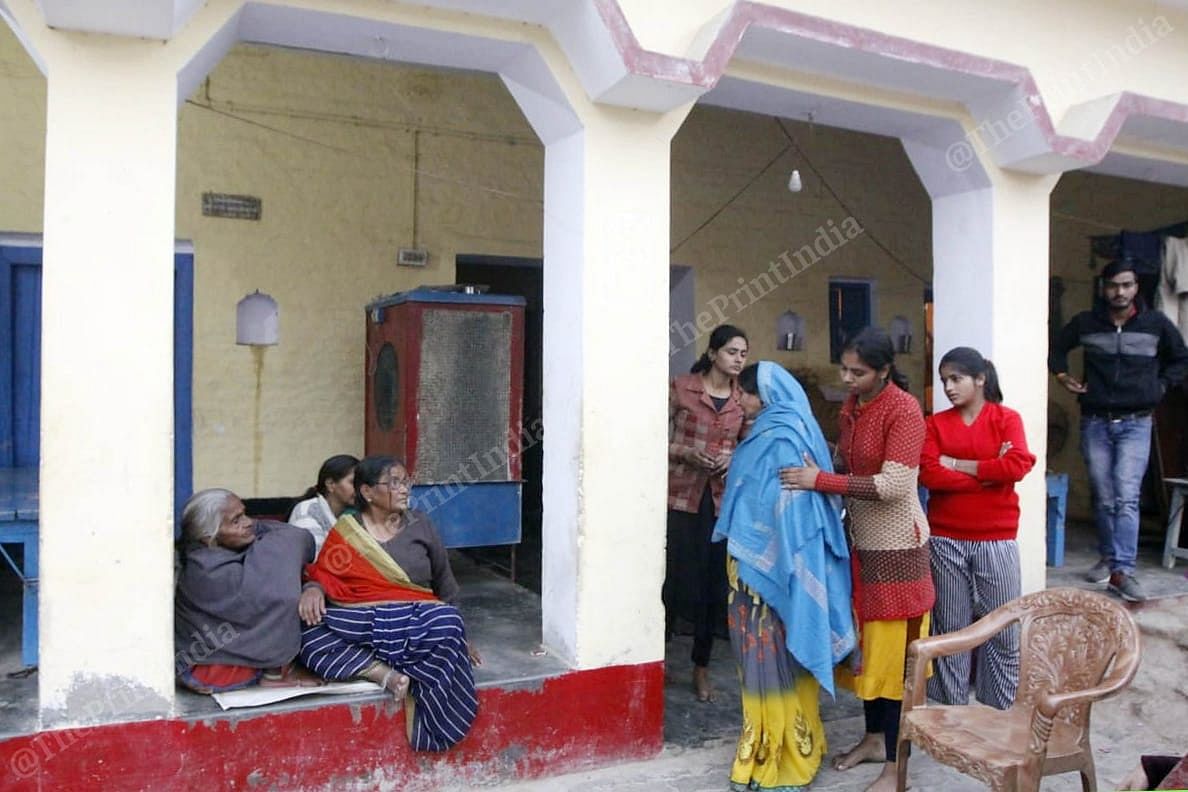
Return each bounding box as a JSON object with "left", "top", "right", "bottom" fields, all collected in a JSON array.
[{"left": 212, "top": 680, "right": 382, "bottom": 710}]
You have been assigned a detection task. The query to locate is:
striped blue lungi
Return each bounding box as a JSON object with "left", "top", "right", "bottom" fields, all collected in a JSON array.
[{"left": 299, "top": 601, "right": 478, "bottom": 750}]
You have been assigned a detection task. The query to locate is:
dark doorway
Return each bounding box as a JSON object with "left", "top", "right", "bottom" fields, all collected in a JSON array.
[
  {"left": 456, "top": 255, "right": 543, "bottom": 593},
  {"left": 828, "top": 279, "right": 873, "bottom": 363}
]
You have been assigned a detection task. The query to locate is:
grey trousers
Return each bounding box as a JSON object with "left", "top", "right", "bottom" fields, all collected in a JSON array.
[{"left": 926, "top": 536, "right": 1021, "bottom": 709}]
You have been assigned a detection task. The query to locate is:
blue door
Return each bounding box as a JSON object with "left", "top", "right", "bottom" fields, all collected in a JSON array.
[
  {"left": 0, "top": 246, "right": 193, "bottom": 517},
  {"left": 0, "top": 246, "right": 42, "bottom": 468}
]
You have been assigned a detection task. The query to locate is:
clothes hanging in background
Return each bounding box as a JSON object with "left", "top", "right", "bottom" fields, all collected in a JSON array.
[
  {"left": 1158, "top": 236, "right": 1188, "bottom": 342},
  {"left": 1119, "top": 230, "right": 1163, "bottom": 274},
  {"left": 1090, "top": 221, "right": 1188, "bottom": 310}
]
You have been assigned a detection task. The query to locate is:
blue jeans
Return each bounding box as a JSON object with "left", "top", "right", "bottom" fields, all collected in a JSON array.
[{"left": 1080, "top": 414, "right": 1152, "bottom": 575}]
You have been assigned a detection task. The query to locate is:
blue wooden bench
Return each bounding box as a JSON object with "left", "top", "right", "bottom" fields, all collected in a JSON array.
[{"left": 0, "top": 466, "right": 37, "bottom": 668}]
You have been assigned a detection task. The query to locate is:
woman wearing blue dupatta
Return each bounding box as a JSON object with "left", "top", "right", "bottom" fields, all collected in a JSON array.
[{"left": 713, "top": 362, "right": 856, "bottom": 791}]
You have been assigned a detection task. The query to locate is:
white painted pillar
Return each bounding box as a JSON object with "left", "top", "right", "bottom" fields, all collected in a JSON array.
[
  {"left": 904, "top": 136, "right": 1059, "bottom": 594},
  {"left": 39, "top": 50, "right": 178, "bottom": 725},
  {"left": 538, "top": 108, "right": 688, "bottom": 668}
]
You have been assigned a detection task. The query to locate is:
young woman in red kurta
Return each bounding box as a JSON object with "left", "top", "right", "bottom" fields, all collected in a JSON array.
[
  {"left": 780, "top": 327, "right": 933, "bottom": 792},
  {"left": 918, "top": 347, "right": 1035, "bottom": 710}
]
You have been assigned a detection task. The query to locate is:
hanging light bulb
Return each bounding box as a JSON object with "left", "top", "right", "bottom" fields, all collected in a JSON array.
[{"left": 787, "top": 169, "right": 803, "bottom": 193}]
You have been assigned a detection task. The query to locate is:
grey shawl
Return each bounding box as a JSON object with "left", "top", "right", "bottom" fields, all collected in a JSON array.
[{"left": 174, "top": 521, "right": 314, "bottom": 670}]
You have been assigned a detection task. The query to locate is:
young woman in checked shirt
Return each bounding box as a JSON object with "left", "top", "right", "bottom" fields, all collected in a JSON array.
[
  {"left": 779, "top": 327, "right": 934, "bottom": 792},
  {"left": 665, "top": 324, "right": 748, "bottom": 702}
]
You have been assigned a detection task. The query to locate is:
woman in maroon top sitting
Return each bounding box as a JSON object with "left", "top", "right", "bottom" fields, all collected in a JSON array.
[
  {"left": 918, "top": 347, "right": 1035, "bottom": 710},
  {"left": 666, "top": 323, "right": 748, "bottom": 702},
  {"left": 780, "top": 327, "right": 934, "bottom": 792}
]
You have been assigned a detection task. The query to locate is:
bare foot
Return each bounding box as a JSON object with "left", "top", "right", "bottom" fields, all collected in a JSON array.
[
  {"left": 864, "top": 762, "right": 900, "bottom": 792},
  {"left": 1115, "top": 762, "right": 1150, "bottom": 790},
  {"left": 384, "top": 671, "right": 410, "bottom": 705},
  {"left": 833, "top": 733, "right": 885, "bottom": 771},
  {"left": 692, "top": 665, "right": 713, "bottom": 702}
]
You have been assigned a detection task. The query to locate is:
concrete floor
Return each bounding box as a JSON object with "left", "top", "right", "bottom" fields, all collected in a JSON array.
[
  {"left": 468, "top": 519, "right": 1188, "bottom": 791},
  {"left": 475, "top": 604, "right": 1188, "bottom": 792}
]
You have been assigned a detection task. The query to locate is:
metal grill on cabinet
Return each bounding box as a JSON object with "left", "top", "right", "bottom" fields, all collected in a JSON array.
[{"left": 365, "top": 288, "right": 525, "bottom": 548}]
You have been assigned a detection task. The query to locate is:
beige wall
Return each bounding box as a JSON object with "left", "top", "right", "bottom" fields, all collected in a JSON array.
[
  {"left": 3, "top": 26, "right": 1187, "bottom": 502},
  {"left": 174, "top": 44, "right": 543, "bottom": 496}
]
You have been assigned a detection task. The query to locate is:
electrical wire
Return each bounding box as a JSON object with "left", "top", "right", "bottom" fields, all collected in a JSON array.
[
  {"left": 670, "top": 143, "right": 791, "bottom": 254},
  {"left": 184, "top": 98, "right": 542, "bottom": 206},
  {"left": 775, "top": 117, "right": 929, "bottom": 284}
]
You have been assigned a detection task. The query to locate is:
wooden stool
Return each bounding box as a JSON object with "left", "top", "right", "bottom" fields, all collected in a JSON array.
[{"left": 1163, "top": 477, "right": 1188, "bottom": 569}]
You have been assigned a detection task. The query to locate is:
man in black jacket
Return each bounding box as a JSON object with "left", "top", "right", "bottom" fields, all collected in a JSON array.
[{"left": 1050, "top": 258, "right": 1188, "bottom": 602}]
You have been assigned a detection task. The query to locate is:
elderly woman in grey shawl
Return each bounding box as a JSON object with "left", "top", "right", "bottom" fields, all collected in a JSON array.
[{"left": 174, "top": 488, "right": 323, "bottom": 692}]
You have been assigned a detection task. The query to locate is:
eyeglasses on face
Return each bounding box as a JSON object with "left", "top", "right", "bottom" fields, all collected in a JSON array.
[{"left": 375, "top": 477, "right": 412, "bottom": 490}]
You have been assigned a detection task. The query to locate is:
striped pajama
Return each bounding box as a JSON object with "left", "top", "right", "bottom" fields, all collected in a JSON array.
[
  {"left": 925, "top": 536, "right": 1020, "bottom": 710},
  {"left": 299, "top": 602, "right": 478, "bottom": 751}
]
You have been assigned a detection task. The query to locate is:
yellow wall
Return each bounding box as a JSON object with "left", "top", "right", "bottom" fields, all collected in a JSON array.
[
  {"left": 672, "top": 105, "right": 933, "bottom": 398},
  {"left": 174, "top": 44, "right": 543, "bottom": 496},
  {"left": 0, "top": 22, "right": 44, "bottom": 233},
  {"left": 3, "top": 26, "right": 1188, "bottom": 503}
]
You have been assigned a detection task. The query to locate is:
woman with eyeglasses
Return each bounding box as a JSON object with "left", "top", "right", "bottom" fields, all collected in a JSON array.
[{"left": 297, "top": 455, "right": 481, "bottom": 751}]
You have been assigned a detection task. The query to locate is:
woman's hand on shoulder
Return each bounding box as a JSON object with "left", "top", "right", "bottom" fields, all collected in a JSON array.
[
  {"left": 779, "top": 453, "right": 820, "bottom": 490},
  {"left": 467, "top": 642, "right": 483, "bottom": 668},
  {"left": 299, "top": 586, "right": 326, "bottom": 626}
]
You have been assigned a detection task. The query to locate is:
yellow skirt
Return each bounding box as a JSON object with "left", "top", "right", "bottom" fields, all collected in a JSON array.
[
  {"left": 727, "top": 556, "right": 828, "bottom": 791},
  {"left": 731, "top": 671, "right": 826, "bottom": 791},
  {"left": 835, "top": 615, "right": 931, "bottom": 701}
]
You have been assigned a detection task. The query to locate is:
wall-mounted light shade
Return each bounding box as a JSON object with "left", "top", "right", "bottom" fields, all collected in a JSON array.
[
  {"left": 236, "top": 290, "right": 279, "bottom": 346},
  {"left": 787, "top": 169, "right": 803, "bottom": 193},
  {"left": 777, "top": 310, "right": 806, "bottom": 351},
  {"left": 890, "top": 314, "right": 913, "bottom": 354}
]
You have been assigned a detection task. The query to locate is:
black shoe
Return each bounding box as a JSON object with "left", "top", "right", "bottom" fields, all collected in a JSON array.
[
  {"left": 1108, "top": 572, "right": 1146, "bottom": 603},
  {"left": 1084, "top": 559, "right": 1110, "bottom": 584}
]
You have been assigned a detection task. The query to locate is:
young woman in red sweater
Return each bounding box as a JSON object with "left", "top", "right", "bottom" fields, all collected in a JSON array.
[{"left": 918, "top": 346, "right": 1035, "bottom": 710}]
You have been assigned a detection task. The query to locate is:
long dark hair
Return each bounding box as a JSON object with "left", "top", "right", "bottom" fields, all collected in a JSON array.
[
  {"left": 352, "top": 454, "right": 405, "bottom": 511},
  {"left": 690, "top": 324, "right": 748, "bottom": 374},
  {"left": 301, "top": 454, "right": 359, "bottom": 500},
  {"left": 738, "top": 363, "right": 760, "bottom": 396},
  {"left": 938, "top": 347, "right": 1003, "bottom": 403},
  {"left": 842, "top": 327, "right": 910, "bottom": 391}
]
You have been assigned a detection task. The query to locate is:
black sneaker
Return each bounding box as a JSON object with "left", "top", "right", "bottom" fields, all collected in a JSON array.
[
  {"left": 1084, "top": 559, "right": 1111, "bottom": 584},
  {"left": 1108, "top": 572, "right": 1146, "bottom": 603}
]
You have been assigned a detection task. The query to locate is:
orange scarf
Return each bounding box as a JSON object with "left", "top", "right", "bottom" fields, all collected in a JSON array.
[{"left": 304, "top": 513, "right": 440, "bottom": 605}]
